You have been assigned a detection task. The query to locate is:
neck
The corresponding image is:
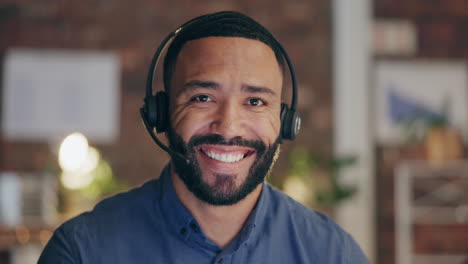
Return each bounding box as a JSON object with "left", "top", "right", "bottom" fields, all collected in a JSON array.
[{"left": 170, "top": 166, "right": 263, "bottom": 248}]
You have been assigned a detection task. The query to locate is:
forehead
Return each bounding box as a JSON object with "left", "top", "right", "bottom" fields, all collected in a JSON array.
[{"left": 171, "top": 36, "right": 283, "bottom": 94}]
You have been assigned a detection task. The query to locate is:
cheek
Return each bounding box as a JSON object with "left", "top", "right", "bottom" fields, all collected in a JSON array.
[
  {"left": 256, "top": 112, "right": 281, "bottom": 143},
  {"left": 240, "top": 106, "right": 281, "bottom": 145},
  {"left": 170, "top": 103, "right": 282, "bottom": 144},
  {"left": 170, "top": 108, "right": 208, "bottom": 141}
]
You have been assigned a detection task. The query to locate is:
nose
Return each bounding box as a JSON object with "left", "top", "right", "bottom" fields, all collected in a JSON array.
[{"left": 209, "top": 100, "right": 244, "bottom": 139}]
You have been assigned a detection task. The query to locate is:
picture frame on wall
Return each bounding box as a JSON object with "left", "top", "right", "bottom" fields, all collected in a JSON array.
[
  {"left": 1, "top": 49, "right": 121, "bottom": 144},
  {"left": 374, "top": 60, "right": 468, "bottom": 145}
]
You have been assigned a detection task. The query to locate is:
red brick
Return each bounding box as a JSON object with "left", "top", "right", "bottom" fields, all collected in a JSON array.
[
  {"left": 440, "top": 0, "right": 468, "bottom": 18},
  {"left": 376, "top": 0, "right": 468, "bottom": 18},
  {"left": 414, "top": 224, "right": 468, "bottom": 253},
  {"left": 419, "top": 20, "right": 458, "bottom": 57},
  {"left": 456, "top": 21, "right": 468, "bottom": 56}
]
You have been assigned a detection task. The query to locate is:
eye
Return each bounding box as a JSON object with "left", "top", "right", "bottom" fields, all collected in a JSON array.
[
  {"left": 190, "top": 94, "right": 213, "bottom": 103},
  {"left": 247, "top": 98, "right": 265, "bottom": 106}
]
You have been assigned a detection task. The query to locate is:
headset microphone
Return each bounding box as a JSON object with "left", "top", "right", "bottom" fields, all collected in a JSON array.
[{"left": 140, "top": 108, "right": 190, "bottom": 164}]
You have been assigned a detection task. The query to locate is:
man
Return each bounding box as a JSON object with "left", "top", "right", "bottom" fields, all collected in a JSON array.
[{"left": 39, "top": 11, "right": 369, "bottom": 263}]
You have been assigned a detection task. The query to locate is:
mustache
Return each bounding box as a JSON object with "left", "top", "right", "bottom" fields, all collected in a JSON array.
[{"left": 187, "top": 134, "right": 266, "bottom": 153}]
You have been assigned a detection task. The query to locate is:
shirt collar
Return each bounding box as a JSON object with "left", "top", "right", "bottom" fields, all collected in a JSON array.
[
  {"left": 158, "top": 164, "right": 196, "bottom": 240},
  {"left": 235, "top": 181, "right": 270, "bottom": 247},
  {"left": 157, "top": 164, "right": 271, "bottom": 252}
]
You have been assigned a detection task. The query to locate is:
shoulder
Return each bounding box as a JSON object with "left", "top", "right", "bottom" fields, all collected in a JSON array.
[
  {"left": 91, "top": 178, "right": 160, "bottom": 214},
  {"left": 263, "top": 184, "right": 369, "bottom": 263},
  {"left": 264, "top": 183, "right": 337, "bottom": 230},
  {"left": 72, "top": 178, "right": 161, "bottom": 228},
  {"left": 39, "top": 179, "right": 162, "bottom": 263},
  {"left": 46, "top": 180, "right": 159, "bottom": 242}
]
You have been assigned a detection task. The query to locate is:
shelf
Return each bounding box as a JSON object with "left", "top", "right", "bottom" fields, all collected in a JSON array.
[
  {"left": 413, "top": 206, "right": 468, "bottom": 224},
  {"left": 395, "top": 161, "right": 468, "bottom": 264},
  {"left": 414, "top": 254, "right": 468, "bottom": 264},
  {"left": 0, "top": 226, "right": 53, "bottom": 250}
]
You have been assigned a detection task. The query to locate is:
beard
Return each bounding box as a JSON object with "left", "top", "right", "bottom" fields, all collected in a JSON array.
[{"left": 167, "top": 128, "right": 281, "bottom": 206}]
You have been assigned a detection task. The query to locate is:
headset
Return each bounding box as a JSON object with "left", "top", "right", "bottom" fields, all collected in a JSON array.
[{"left": 140, "top": 12, "right": 301, "bottom": 163}]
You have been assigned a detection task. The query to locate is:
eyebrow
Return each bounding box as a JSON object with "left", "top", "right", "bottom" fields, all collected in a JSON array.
[
  {"left": 184, "top": 80, "right": 220, "bottom": 90},
  {"left": 177, "top": 80, "right": 220, "bottom": 96},
  {"left": 241, "top": 85, "right": 277, "bottom": 96},
  {"left": 177, "top": 80, "right": 277, "bottom": 97}
]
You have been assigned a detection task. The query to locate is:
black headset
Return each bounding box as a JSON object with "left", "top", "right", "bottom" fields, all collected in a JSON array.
[{"left": 140, "top": 13, "right": 301, "bottom": 161}]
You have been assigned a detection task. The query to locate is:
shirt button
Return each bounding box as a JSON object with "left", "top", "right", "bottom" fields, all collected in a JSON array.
[
  {"left": 190, "top": 223, "right": 199, "bottom": 232},
  {"left": 180, "top": 228, "right": 187, "bottom": 235}
]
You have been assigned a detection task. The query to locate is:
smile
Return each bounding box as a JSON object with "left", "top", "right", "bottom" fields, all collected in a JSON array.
[{"left": 198, "top": 146, "right": 255, "bottom": 163}]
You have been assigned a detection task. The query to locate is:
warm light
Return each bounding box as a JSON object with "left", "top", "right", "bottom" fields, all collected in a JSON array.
[
  {"left": 58, "top": 133, "right": 101, "bottom": 190},
  {"left": 80, "top": 147, "right": 100, "bottom": 174},
  {"left": 15, "top": 226, "right": 30, "bottom": 244},
  {"left": 59, "top": 133, "right": 89, "bottom": 172},
  {"left": 60, "top": 147, "right": 100, "bottom": 190},
  {"left": 61, "top": 171, "right": 94, "bottom": 190},
  {"left": 39, "top": 229, "right": 53, "bottom": 246},
  {"left": 283, "top": 176, "right": 311, "bottom": 204}
]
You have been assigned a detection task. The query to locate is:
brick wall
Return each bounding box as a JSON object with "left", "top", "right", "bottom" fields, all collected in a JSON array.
[
  {"left": 0, "top": 1, "right": 332, "bottom": 186},
  {"left": 375, "top": 0, "right": 468, "bottom": 58},
  {"left": 375, "top": 0, "right": 468, "bottom": 263}
]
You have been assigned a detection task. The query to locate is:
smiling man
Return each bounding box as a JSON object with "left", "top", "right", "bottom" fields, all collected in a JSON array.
[{"left": 39, "top": 11, "right": 369, "bottom": 263}]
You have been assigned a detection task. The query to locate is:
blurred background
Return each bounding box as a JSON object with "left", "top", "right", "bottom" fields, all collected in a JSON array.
[{"left": 1, "top": 0, "right": 468, "bottom": 263}]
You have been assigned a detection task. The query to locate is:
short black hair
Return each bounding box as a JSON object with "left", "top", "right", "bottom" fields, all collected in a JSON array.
[{"left": 163, "top": 11, "right": 285, "bottom": 92}]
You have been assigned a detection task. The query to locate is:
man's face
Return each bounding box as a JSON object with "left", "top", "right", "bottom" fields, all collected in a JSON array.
[{"left": 168, "top": 36, "right": 283, "bottom": 205}]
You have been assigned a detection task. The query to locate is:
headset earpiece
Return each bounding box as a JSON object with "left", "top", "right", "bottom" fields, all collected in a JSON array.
[
  {"left": 280, "top": 103, "right": 301, "bottom": 140},
  {"left": 155, "top": 92, "right": 169, "bottom": 132},
  {"left": 143, "top": 91, "right": 169, "bottom": 133}
]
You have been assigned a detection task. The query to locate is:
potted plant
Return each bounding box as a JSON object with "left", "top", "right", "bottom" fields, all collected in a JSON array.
[{"left": 282, "top": 147, "right": 357, "bottom": 215}]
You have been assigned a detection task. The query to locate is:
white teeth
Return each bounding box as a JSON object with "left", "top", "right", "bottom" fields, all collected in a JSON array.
[{"left": 205, "top": 151, "right": 245, "bottom": 163}]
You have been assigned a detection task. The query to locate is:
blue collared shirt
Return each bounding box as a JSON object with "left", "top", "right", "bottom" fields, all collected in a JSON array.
[{"left": 39, "top": 165, "right": 369, "bottom": 263}]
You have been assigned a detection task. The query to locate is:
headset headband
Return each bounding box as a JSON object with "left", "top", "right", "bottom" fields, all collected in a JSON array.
[{"left": 145, "top": 14, "right": 298, "bottom": 112}]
